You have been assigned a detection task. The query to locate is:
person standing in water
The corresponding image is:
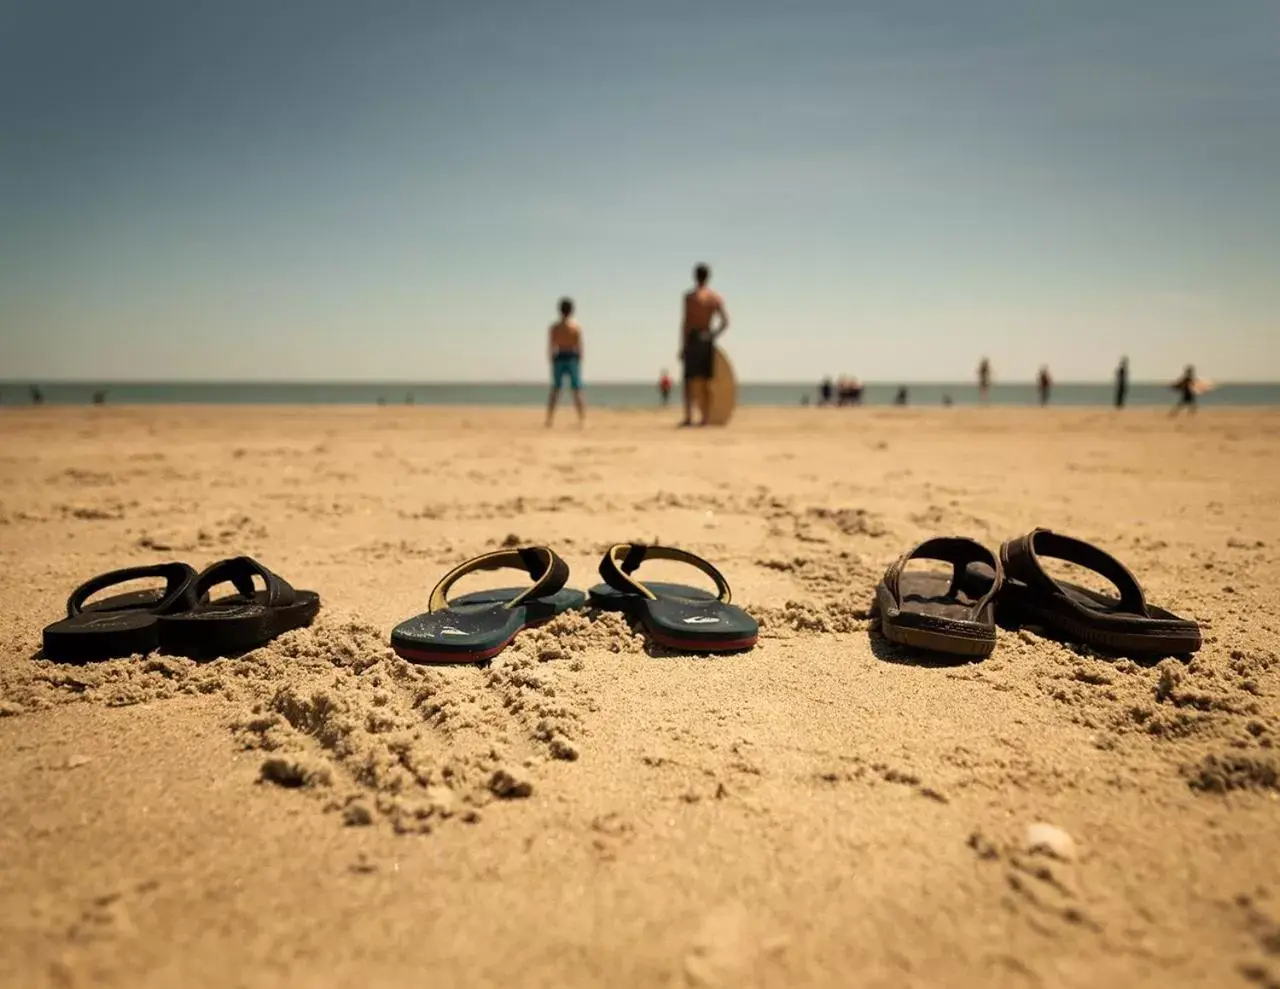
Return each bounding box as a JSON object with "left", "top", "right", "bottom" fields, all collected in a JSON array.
[
  {"left": 658, "top": 369, "right": 672, "bottom": 407},
  {"left": 1170, "top": 364, "right": 1198, "bottom": 415},
  {"left": 680, "top": 263, "right": 729, "bottom": 427},
  {"left": 1037, "top": 366, "right": 1052, "bottom": 406},
  {"left": 977, "top": 358, "right": 991, "bottom": 404},
  {"left": 546, "top": 297, "right": 585, "bottom": 427},
  {"left": 1115, "top": 356, "right": 1130, "bottom": 409}
]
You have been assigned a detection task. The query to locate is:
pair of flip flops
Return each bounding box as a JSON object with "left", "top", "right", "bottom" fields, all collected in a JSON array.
[
  {"left": 42, "top": 557, "right": 320, "bottom": 663},
  {"left": 390, "top": 543, "right": 759, "bottom": 664},
  {"left": 876, "top": 528, "right": 1201, "bottom": 659}
]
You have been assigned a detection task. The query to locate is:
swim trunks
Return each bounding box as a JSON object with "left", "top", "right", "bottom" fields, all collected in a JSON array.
[
  {"left": 683, "top": 329, "right": 714, "bottom": 381},
  {"left": 552, "top": 351, "right": 582, "bottom": 391}
]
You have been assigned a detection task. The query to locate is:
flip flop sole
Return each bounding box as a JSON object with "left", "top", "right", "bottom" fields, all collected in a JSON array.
[
  {"left": 636, "top": 598, "right": 759, "bottom": 653},
  {"left": 158, "top": 592, "right": 320, "bottom": 659},
  {"left": 642, "top": 625, "right": 759, "bottom": 652},
  {"left": 42, "top": 610, "right": 162, "bottom": 663},
  {"left": 879, "top": 616, "right": 996, "bottom": 657},
  {"left": 391, "top": 589, "right": 585, "bottom": 665}
]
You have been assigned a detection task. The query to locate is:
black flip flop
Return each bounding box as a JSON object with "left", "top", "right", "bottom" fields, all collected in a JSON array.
[
  {"left": 391, "top": 546, "right": 584, "bottom": 664},
  {"left": 589, "top": 544, "right": 758, "bottom": 652},
  {"left": 42, "top": 562, "right": 198, "bottom": 662},
  {"left": 157, "top": 556, "right": 321, "bottom": 659},
  {"left": 997, "top": 529, "right": 1201, "bottom": 656},
  {"left": 876, "top": 537, "right": 1002, "bottom": 658}
]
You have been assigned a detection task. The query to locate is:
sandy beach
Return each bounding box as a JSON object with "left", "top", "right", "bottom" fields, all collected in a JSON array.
[{"left": 2, "top": 404, "right": 1278, "bottom": 989}]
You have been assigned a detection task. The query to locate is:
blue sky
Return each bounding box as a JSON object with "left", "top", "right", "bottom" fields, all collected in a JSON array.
[{"left": 2, "top": 0, "right": 1277, "bottom": 382}]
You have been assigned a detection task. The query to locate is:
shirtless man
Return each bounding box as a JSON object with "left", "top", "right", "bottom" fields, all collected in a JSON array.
[
  {"left": 546, "top": 297, "right": 585, "bottom": 427},
  {"left": 680, "top": 263, "right": 729, "bottom": 426}
]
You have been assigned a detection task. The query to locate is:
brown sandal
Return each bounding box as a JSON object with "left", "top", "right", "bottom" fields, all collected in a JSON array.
[
  {"left": 876, "top": 537, "right": 1002, "bottom": 658},
  {"left": 997, "top": 529, "right": 1200, "bottom": 656}
]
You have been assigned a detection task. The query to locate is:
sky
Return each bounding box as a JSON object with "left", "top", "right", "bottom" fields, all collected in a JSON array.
[{"left": 1, "top": 0, "right": 1278, "bottom": 383}]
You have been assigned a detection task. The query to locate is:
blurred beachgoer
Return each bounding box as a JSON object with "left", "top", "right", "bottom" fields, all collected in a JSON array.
[
  {"left": 680, "top": 263, "right": 728, "bottom": 427},
  {"left": 1170, "top": 364, "right": 1197, "bottom": 415},
  {"left": 1037, "top": 366, "right": 1052, "bottom": 407},
  {"left": 30, "top": 386, "right": 44, "bottom": 405},
  {"left": 547, "top": 297, "right": 585, "bottom": 427},
  {"left": 942, "top": 394, "right": 954, "bottom": 407},
  {"left": 894, "top": 386, "right": 908, "bottom": 406},
  {"left": 92, "top": 390, "right": 107, "bottom": 405},
  {"left": 1115, "top": 357, "right": 1129, "bottom": 409},
  {"left": 837, "top": 377, "right": 863, "bottom": 406},
  {"left": 977, "top": 358, "right": 991, "bottom": 404},
  {"left": 659, "top": 369, "right": 672, "bottom": 407},
  {"left": 819, "top": 377, "right": 834, "bottom": 406}
]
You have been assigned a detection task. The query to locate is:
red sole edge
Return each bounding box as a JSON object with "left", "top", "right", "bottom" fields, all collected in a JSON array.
[
  {"left": 645, "top": 628, "right": 759, "bottom": 653},
  {"left": 393, "top": 635, "right": 516, "bottom": 665}
]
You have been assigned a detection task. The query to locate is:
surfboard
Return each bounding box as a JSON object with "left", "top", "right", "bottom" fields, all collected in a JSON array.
[{"left": 695, "top": 346, "right": 738, "bottom": 426}]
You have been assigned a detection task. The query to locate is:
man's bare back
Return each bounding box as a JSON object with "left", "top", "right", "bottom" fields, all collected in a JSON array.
[
  {"left": 683, "top": 287, "right": 725, "bottom": 337},
  {"left": 549, "top": 319, "right": 582, "bottom": 355}
]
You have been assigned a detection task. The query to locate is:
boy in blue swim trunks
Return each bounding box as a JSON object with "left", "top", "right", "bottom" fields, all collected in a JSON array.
[{"left": 546, "top": 297, "right": 585, "bottom": 427}]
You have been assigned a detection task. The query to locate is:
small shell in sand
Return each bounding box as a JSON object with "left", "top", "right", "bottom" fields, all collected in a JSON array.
[{"left": 1025, "top": 822, "right": 1077, "bottom": 861}]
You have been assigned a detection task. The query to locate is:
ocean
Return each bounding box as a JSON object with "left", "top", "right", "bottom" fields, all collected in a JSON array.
[{"left": 2, "top": 381, "right": 1278, "bottom": 408}]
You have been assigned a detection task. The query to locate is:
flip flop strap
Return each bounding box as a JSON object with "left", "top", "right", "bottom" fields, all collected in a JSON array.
[
  {"left": 1001, "top": 529, "right": 1147, "bottom": 616},
  {"left": 427, "top": 546, "right": 569, "bottom": 613},
  {"left": 598, "top": 543, "right": 732, "bottom": 603},
  {"left": 195, "top": 556, "right": 296, "bottom": 608},
  {"left": 881, "top": 537, "right": 1002, "bottom": 613},
  {"left": 66, "top": 562, "right": 197, "bottom": 617}
]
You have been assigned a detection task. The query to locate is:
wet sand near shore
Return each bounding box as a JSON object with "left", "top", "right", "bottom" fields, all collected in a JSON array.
[{"left": 2, "top": 405, "right": 1278, "bottom": 989}]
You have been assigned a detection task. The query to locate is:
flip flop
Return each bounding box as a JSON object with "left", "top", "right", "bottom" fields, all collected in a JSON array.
[
  {"left": 42, "top": 562, "right": 198, "bottom": 662},
  {"left": 876, "top": 537, "right": 1002, "bottom": 658},
  {"left": 157, "top": 556, "right": 321, "bottom": 659},
  {"left": 589, "top": 544, "right": 758, "bottom": 652},
  {"left": 997, "top": 528, "right": 1201, "bottom": 656},
  {"left": 391, "top": 546, "right": 584, "bottom": 664}
]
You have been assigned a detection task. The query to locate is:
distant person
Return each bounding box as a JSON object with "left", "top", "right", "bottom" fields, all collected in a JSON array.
[
  {"left": 30, "top": 385, "right": 44, "bottom": 406},
  {"left": 680, "top": 263, "right": 728, "bottom": 427},
  {"left": 837, "top": 377, "right": 863, "bottom": 406},
  {"left": 658, "top": 369, "right": 672, "bottom": 407},
  {"left": 894, "top": 386, "right": 908, "bottom": 406},
  {"left": 1115, "top": 356, "right": 1130, "bottom": 409},
  {"left": 1037, "top": 366, "right": 1052, "bottom": 407},
  {"left": 1170, "top": 364, "right": 1198, "bottom": 415},
  {"left": 547, "top": 297, "right": 585, "bottom": 427},
  {"left": 819, "top": 377, "right": 834, "bottom": 406},
  {"left": 977, "top": 358, "right": 991, "bottom": 404},
  {"left": 942, "top": 394, "right": 954, "bottom": 407},
  {"left": 92, "top": 390, "right": 107, "bottom": 405}
]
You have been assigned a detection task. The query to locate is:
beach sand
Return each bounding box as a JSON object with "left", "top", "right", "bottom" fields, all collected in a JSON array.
[{"left": 2, "top": 405, "right": 1278, "bottom": 988}]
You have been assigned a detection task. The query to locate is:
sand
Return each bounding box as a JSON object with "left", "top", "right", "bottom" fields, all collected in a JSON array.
[{"left": 1, "top": 404, "right": 1278, "bottom": 989}]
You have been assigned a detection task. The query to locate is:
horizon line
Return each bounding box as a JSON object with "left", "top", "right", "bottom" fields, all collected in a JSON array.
[{"left": 1, "top": 378, "right": 1269, "bottom": 388}]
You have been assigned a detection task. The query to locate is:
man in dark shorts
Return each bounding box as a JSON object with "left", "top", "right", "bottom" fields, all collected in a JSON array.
[
  {"left": 680, "top": 263, "right": 729, "bottom": 427},
  {"left": 546, "top": 297, "right": 585, "bottom": 427}
]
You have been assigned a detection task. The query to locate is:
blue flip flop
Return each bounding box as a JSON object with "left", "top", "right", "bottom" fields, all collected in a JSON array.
[
  {"left": 588, "top": 543, "right": 758, "bottom": 652},
  {"left": 391, "top": 546, "right": 584, "bottom": 664}
]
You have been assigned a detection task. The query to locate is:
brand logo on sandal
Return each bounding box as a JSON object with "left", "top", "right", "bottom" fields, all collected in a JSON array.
[
  {"left": 441, "top": 627, "right": 467, "bottom": 635},
  {"left": 682, "top": 616, "right": 721, "bottom": 624}
]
